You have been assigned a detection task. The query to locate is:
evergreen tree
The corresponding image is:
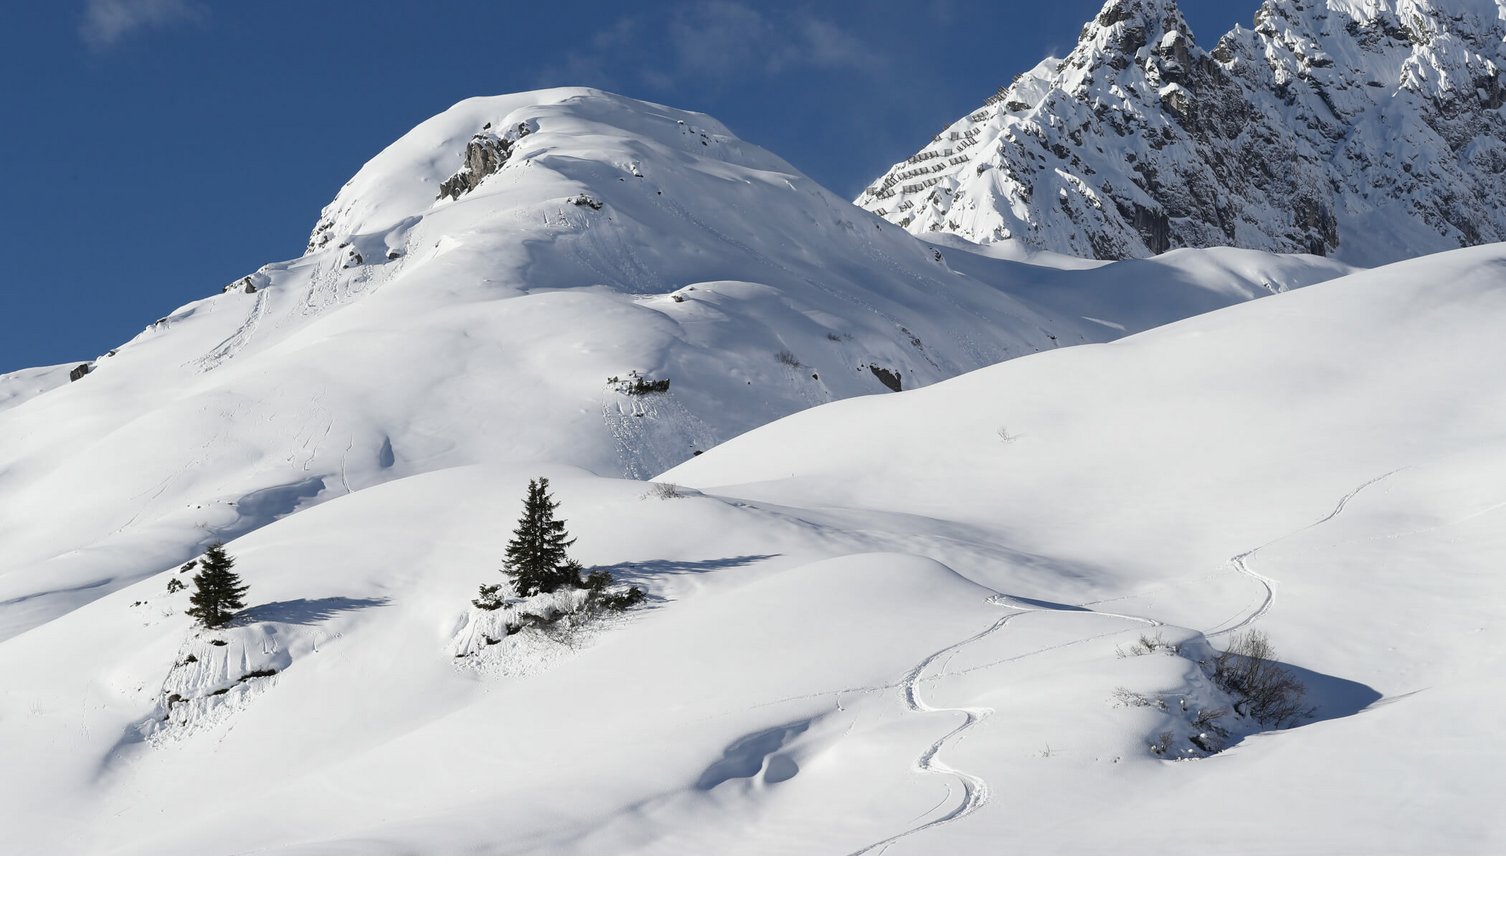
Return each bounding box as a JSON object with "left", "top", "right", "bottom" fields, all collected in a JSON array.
[
  {"left": 502, "top": 477, "right": 577, "bottom": 596},
  {"left": 186, "top": 542, "right": 249, "bottom": 628}
]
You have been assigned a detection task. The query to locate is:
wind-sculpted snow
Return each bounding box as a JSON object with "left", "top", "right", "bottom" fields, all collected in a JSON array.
[
  {"left": 0, "top": 243, "right": 1503, "bottom": 852},
  {"left": 859, "top": 0, "right": 1506, "bottom": 265},
  {"left": 0, "top": 88, "right": 1349, "bottom": 640}
]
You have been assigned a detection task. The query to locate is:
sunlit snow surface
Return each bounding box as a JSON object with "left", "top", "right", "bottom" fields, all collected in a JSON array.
[{"left": 3, "top": 88, "right": 1498, "bottom": 854}]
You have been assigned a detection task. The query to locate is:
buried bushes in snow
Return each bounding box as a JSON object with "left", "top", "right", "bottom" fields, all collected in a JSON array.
[
  {"left": 606, "top": 370, "right": 670, "bottom": 395},
  {"left": 1209, "top": 629, "right": 1313, "bottom": 728},
  {"left": 1116, "top": 628, "right": 1313, "bottom": 758}
]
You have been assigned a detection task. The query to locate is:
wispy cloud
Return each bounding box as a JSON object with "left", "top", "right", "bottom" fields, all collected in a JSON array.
[
  {"left": 541, "top": 1, "right": 880, "bottom": 92},
  {"left": 79, "top": 0, "right": 205, "bottom": 51}
]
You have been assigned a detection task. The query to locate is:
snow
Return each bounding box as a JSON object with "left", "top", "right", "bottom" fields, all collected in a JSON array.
[
  {"left": 0, "top": 362, "right": 78, "bottom": 415},
  {"left": 0, "top": 83, "right": 1500, "bottom": 855},
  {"left": 666, "top": 243, "right": 1506, "bottom": 852},
  {"left": 0, "top": 88, "right": 1347, "bottom": 643}
]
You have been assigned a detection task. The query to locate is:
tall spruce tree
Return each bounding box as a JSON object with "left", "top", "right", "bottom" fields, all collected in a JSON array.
[
  {"left": 186, "top": 542, "right": 249, "bottom": 628},
  {"left": 502, "top": 477, "right": 577, "bottom": 596}
]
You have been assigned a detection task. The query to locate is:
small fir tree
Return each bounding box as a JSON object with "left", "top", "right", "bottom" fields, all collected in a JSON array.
[
  {"left": 187, "top": 542, "right": 249, "bottom": 629},
  {"left": 502, "top": 477, "right": 577, "bottom": 596}
]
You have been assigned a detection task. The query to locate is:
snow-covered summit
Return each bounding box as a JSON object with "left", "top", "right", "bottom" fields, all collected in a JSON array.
[
  {"left": 857, "top": 0, "right": 1506, "bottom": 265},
  {"left": 0, "top": 87, "right": 1349, "bottom": 639},
  {"left": 304, "top": 89, "right": 789, "bottom": 255}
]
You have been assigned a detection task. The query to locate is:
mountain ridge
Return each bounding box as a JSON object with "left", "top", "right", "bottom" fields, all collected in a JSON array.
[{"left": 857, "top": 0, "right": 1506, "bottom": 265}]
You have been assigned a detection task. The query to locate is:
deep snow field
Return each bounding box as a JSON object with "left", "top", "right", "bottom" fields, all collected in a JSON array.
[{"left": 1, "top": 88, "right": 1502, "bottom": 855}]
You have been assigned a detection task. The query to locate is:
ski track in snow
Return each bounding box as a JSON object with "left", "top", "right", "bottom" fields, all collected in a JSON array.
[
  {"left": 851, "top": 591, "right": 1173, "bottom": 855},
  {"left": 193, "top": 292, "right": 268, "bottom": 373},
  {"left": 1207, "top": 469, "right": 1405, "bottom": 638},
  {"left": 852, "top": 596, "right": 1019, "bottom": 856}
]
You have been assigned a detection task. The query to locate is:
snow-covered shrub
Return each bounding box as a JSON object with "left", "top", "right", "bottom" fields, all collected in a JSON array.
[
  {"left": 610, "top": 371, "right": 670, "bottom": 395},
  {"left": 473, "top": 583, "right": 507, "bottom": 610}
]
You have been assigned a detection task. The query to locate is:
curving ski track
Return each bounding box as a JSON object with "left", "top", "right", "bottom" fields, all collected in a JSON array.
[
  {"left": 852, "top": 595, "right": 1025, "bottom": 856},
  {"left": 1209, "top": 469, "right": 1404, "bottom": 638},
  {"left": 852, "top": 471, "right": 1403, "bottom": 853}
]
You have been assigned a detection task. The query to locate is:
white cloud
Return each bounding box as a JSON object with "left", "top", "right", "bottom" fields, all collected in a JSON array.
[
  {"left": 541, "top": 1, "right": 880, "bottom": 91},
  {"left": 79, "top": 0, "right": 205, "bottom": 50},
  {"left": 667, "top": 2, "right": 874, "bottom": 77}
]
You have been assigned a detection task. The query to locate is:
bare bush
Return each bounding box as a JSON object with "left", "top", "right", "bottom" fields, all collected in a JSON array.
[
  {"left": 1210, "top": 630, "right": 1313, "bottom": 728},
  {"left": 648, "top": 481, "right": 683, "bottom": 500},
  {"left": 775, "top": 349, "right": 802, "bottom": 367},
  {"left": 1192, "top": 706, "right": 1228, "bottom": 730},
  {"left": 1112, "top": 687, "right": 1168, "bottom": 710},
  {"left": 997, "top": 426, "right": 1017, "bottom": 443},
  {"left": 1116, "top": 632, "right": 1177, "bottom": 658},
  {"left": 1149, "top": 730, "right": 1175, "bottom": 757}
]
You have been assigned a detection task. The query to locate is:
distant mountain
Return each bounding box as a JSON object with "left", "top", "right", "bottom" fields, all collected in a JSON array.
[{"left": 857, "top": 0, "right": 1506, "bottom": 265}]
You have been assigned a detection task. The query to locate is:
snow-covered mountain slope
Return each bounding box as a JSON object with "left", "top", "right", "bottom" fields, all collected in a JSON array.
[
  {"left": 1, "top": 244, "right": 1500, "bottom": 854},
  {"left": 0, "top": 88, "right": 1350, "bottom": 641},
  {"left": 858, "top": 0, "right": 1506, "bottom": 266},
  {"left": 666, "top": 242, "right": 1506, "bottom": 852},
  {"left": 0, "top": 363, "right": 77, "bottom": 415}
]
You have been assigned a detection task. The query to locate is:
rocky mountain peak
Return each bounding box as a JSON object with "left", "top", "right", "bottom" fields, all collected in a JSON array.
[
  {"left": 1082, "top": 0, "right": 1195, "bottom": 52},
  {"left": 857, "top": 0, "right": 1506, "bottom": 266},
  {"left": 1063, "top": 0, "right": 1201, "bottom": 90}
]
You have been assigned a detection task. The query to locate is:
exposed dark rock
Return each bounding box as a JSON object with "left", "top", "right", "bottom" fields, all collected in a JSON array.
[
  {"left": 437, "top": 122, "right": 531, "bottom": 201},
  {"left": 306, "top": 219, "right": 335, "bottom": 254},
  {"left": 68, "top": 363, "right": 93, "bottom": 383},
  {"left": 868, "top": 365, "right": 903, "bottom": 392}
]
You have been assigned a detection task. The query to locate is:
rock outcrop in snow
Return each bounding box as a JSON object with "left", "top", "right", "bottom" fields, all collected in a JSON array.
[
  {"left": 435, "top": 122, "right": 531, "bottom": 201},
  {"left": 857, "top": 0, "right": 1506, "bottom": 265}
]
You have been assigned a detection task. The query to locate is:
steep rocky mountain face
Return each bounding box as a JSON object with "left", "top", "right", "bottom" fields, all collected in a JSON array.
[{"left": 857, "top": 0, "right": 1506, "bottom": 265}]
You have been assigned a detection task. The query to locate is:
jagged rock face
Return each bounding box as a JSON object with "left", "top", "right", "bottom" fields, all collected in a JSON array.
[
  {"left": 436, "top": 123, "right": 530, "bottom": 201},
  {"left": 857, "top": 0, "right": 1506, "bottom": 265}
]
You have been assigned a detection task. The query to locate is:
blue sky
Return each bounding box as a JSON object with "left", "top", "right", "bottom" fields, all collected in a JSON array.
[{"left": 0, "top": 0, "right": 1255, "bottom": 371}]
